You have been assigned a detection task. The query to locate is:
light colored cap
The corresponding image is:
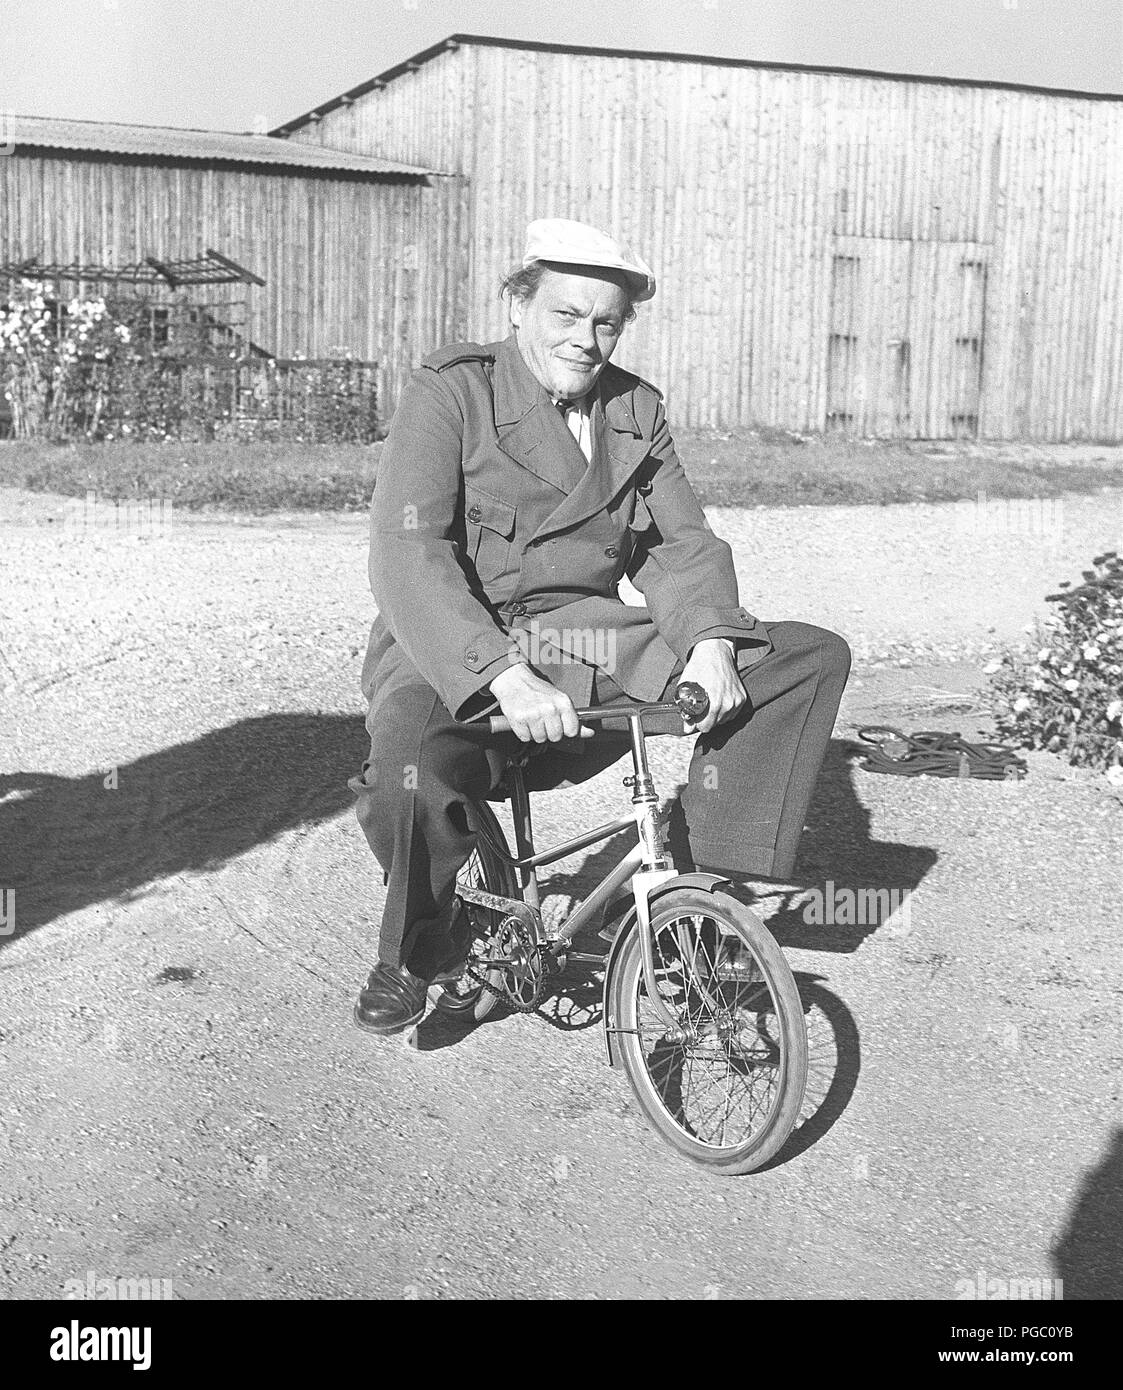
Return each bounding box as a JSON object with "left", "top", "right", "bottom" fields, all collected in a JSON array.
[{"left": 522, "top": 218, "right": 656, "bottom": 302}]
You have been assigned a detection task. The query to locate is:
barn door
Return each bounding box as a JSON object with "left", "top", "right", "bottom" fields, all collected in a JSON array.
[{"left": 827, "top": 237, "right": 988, "bottom": 438}]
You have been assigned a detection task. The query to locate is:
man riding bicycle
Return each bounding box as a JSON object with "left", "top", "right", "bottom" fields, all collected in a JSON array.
[{"left": 349, "top": 218, "right": 850, "bottom": 1034}]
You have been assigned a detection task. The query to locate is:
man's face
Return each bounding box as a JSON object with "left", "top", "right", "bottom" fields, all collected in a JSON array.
[{"left": 511, "top": 265, "right": 631, "bottom": 401}]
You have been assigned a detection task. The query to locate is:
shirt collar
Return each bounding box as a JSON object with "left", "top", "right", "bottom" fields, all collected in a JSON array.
[{"left": 552, "top": 391, "right": 591, "bottom": 413}]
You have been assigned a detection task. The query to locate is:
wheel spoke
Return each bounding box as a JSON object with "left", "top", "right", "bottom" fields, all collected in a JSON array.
[{"left": 629, "top": 908, "right": 794, "bottom": 1150}]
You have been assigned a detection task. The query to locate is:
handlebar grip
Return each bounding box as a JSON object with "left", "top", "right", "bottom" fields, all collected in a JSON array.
[{"left": 674, "top": 680, "right": 710, "bottom": 724}]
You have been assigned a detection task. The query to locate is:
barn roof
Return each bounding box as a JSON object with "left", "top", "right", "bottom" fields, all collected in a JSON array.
[
  {"left": 271, "top": 31, "right": 1123, "bottom": 136},
  {"left": 8, "top": 114, "right": 432, "bottom": 178}
]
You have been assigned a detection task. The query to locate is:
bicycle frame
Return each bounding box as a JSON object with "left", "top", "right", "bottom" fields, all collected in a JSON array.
[{"left": 457, "top": 702, "right": 696, "bottom": 1032}]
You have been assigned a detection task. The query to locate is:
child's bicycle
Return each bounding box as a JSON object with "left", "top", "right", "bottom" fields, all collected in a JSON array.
[{"left": 436, "top": 680, "right": 809, "bottom": 1176}]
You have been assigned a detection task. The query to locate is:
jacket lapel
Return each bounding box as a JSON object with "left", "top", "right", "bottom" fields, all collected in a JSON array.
[
  {"left": 492, "top": 335, "right": 583, "bottom": 495},
  {"left": 528, "top": 375, "right": 650, "bottom": 541}
]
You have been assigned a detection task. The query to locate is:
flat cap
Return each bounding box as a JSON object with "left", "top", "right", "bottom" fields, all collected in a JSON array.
[{"left": 522, "top": 218, "right": 656, "bottom": 302}]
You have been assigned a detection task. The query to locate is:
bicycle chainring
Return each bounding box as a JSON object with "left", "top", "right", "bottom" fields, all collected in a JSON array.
[{"left": 468, "top": 916, "right": 549, "bottom": 1013}]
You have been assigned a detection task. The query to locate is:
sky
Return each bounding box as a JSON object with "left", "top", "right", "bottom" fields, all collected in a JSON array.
[{"left": 1, "top": 0, "right": 1120, "bottom": 132}]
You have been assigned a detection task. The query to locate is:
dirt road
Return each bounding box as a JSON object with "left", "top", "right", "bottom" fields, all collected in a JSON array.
[{"left": 1, "top": 486, "right": 1121, "bottom": 1299}]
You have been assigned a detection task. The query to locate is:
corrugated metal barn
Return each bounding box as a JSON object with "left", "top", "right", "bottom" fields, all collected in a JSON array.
[
  {"left": 0, "top": 115, "right": 467, "bottom": 415},
  {"left": 276, "top": 33, "right": 1123, "bottom": 441}
]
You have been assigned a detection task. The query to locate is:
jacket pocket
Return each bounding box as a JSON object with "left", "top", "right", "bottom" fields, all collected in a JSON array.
[{"left": 465, "top": 485, "right": 517, "bottom": 583}]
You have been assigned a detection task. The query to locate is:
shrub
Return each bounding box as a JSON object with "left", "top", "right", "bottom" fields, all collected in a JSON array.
[
  {"left": 0, "top": 281, "right": 134, "bottom": 438},
  {"left": 988, "top": 551, "right": 1123, "bottom": 772},
  {"left": 1, "top": 280, "right": 378, "bottom": 443}
]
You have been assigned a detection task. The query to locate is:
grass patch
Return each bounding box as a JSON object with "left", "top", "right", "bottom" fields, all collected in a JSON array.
[
  {"left": 690, "top": 426, "right": 1123, "bottom": 507},
  {"left": 0, "top": 441, "right": 379, "bottom": 513},
  {"left": 1, "top": 428, "right": 1121, "bottom": 513}
]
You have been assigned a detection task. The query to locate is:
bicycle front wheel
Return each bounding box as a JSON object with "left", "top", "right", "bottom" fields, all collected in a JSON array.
[{"left": 608, "top": 888, "right": 808, "bottom": 1175}]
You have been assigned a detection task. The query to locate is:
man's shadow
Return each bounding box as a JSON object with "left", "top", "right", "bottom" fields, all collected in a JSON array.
[{"left": 0, "top": 713, "right": 369, "bottom": 947}]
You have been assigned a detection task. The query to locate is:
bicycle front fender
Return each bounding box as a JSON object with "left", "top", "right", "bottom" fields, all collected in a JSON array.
[{"left": 600, "top": 871, "right": 732, "bottom": 1069}]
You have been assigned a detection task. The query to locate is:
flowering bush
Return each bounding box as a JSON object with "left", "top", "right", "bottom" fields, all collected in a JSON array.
[
  {"left": 988, "top": 551, "right": 1123, "bottom": 773},
  {"left": 1, "top": 281, "right": 134, "bottom": 439},
  {"left": 1, "top": 279, "right": 377, "bottom": 443},
  {"left": 0, "top": 281, "right": 52, "bottom": 434}
]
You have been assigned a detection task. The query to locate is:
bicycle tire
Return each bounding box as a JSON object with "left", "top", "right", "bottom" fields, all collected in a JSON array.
[
  {"left": 434, "top": 799, "right": 521, "bottom": 1022},
  {"left": 608, "top": 888, "right": 808, "bottom": 1175}
]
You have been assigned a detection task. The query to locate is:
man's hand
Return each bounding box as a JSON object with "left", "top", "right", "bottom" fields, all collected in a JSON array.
[
  {"left": 489, "top": 663, "right": 593, "bottom": 743},
  {"left": 680, "top": 638, "right": 747, "bottom": 735}
]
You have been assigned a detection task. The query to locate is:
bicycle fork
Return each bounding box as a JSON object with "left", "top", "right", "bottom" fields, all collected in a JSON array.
[
  {"left": 598, "top": 711, "right": 738, "bottom": 1062},
  {"left": 624, "top": 714, "right": 688, "bottom": 1036}
]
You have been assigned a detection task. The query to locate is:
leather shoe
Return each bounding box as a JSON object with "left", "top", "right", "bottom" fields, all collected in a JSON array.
[{"left": 354, "top": 962, "right": 429, "bottom": 1034}]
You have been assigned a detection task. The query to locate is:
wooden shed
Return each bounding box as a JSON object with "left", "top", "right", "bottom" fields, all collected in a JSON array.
[
  {"left": 276, "top": 34, "right": 1123, "bottom": 440},
  {"left": 0, "top": 114, "right": 467, "bottom": 416}
]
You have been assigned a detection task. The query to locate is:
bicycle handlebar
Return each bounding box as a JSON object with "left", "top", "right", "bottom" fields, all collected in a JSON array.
[{"left": 480, "top": 680, "right": 709, "bottom": 736}]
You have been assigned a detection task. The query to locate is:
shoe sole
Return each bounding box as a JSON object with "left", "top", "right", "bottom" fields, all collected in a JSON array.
[
  {"left": 428, "top": 961, "right": 468, "bottom": 986},
  {"left": 352, "top": 1002, "right": 426, "bottom": 1035}
]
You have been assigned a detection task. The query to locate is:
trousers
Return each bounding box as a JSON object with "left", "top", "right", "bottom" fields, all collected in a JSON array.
[{"left": 349, "top": 621, "right": 850, "bottom": 976}]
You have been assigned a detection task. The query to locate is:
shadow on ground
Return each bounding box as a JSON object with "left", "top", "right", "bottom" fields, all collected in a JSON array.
[
  {"left": 2, "top": 726, "right": 936, "bottom": 979},
  {"left": 757, "top": 739, "right": 938, "bottom": 952},
  {"left": 1052, "top": 1126, "right": 1123, "bottom": 1298},
  {"left": 0, "top": 713, "right": 369, "bottom": 946},
  {"left": 535, "top": 738, "right": 939, "bottom": 955},
  {"left": 411, "top": 963, "right": 860, "bottom": 1172}
]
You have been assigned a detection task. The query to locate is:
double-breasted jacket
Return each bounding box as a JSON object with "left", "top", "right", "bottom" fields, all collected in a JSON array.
[{"left": 360, "top": 332, "right": 772, "bottom": 725}]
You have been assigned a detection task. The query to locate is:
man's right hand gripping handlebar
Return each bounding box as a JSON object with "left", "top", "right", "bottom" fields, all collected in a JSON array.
[
  {"left": 486, "top": 662, "right": 709, "bottom": 742},
  {"left": 487, "top": 663, "right": 592, "bottom": 743}
]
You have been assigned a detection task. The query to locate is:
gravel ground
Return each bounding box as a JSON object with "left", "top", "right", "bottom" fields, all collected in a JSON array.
[{"left": 1, "top": 485, "right": 1121, "bottom": 1300}]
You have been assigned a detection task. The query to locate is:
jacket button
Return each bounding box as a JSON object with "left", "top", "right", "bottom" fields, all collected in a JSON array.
[
  {"left": 467, "top": 504, "right": 482, "bottom": 522},
  {"left": 465, "top": 649, "right": 479, "bottom": 663},
  {"left": 508, "top": 600, "right": 527, "bottom": 616},
  {"left": 604, "top": 545, "right": 619, "bottom": 558}
]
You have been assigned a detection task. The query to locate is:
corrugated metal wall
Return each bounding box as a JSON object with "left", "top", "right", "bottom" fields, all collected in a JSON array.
[
  {"left": 294, "top": 41, "right": 1123, "bottom": 440},
  {"left": 0, "top": 153, "right": 470, "bottom": 420}
]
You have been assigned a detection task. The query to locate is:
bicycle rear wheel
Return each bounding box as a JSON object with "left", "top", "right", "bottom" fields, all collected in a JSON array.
[
  {"left": 607, "top": 888, "right": 807, "bottom": 1175},
  {"left": 435, "top": 799, "right": 520, "bottom": 1022}
]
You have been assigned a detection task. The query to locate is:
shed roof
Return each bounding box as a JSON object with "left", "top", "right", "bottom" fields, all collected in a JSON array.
[
  {"left": 7, "top": 114, "right": 431, "bottom": 178},
  {"left": 271, "top": 31, "right": 1123, "bottom": 136}
]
